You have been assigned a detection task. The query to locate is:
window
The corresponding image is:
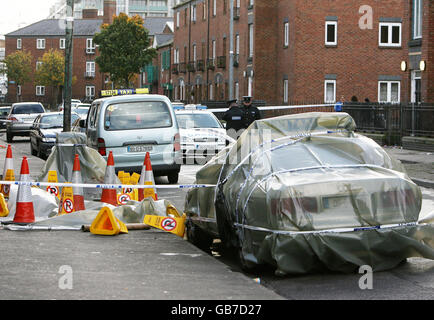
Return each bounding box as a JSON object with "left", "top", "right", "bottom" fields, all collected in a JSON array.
[
  {"left": 176, "top": 11, "right": 180, "bottom": 28},
  {"left": 86, "top": 61, "right": 95, "bottom": 77},
  {"left": 193, "top": 44, "right": 197, "bottom": 62},
  {"left": 379, "top": 23, "right": 401, "bottom": 47},
  {"left": 213, "top": 0, "right": 216, "bottom": 16},
  {"left": 17, "top": 39, "right": 22, "bottom": 49},
  {"left": 203, "top": 1, "right": 207, "bottom": 20},
  {"left": 283, "top": 79, "right": 288, "bottom": 103},
  {"left": 324, "top": 80, "right": 336, "bottom": 103},
  {"left": 191, "top": 4, "right": 196, "bottom": 22},
  {"left": 17, "top": 85, "right": 21, "bottom": 96},
  {"left": 60, "top": 38, "right": 66, "bottom": 49},
  {"left": 248, "top": 0, "right": 254, "bottom": 8},
  {"left": 413, "top": 0, "right": 422, "bottom": 39},
  {"left": 86, "top": 86, "right": 95, "bottom": 99},
  {"left": 284, "top": 22, "right": 289, "bottom": 47},
  {"left": 325, "top": 21, "right": 337, "bottom": 46},
  {"left": 378, "top": 81, "right": 400, "bottom": 103},
  {"left": 36, "top": 86, "right": 45, "bottom": 96},
  {"left": 235, "top": 82, "right": 239, "bottom": 101},
  {"left": 37, "top": 39, "right": 45, "bottom": 49},
  {"left": 86, "top": 38, "right": 95, "bottom": 53},
  {"left": 248, "top": 24, "right": 254, "bottom": 58},
  {"left": 36, "top": 61, "right": 43, "bottom": 71},
  {"left": 174, "top": 48, "right": 179, "bottom": 64},
  {"left": 209, "top": 83, "right": 213, "bottom": 100},
  {"left": 212, "top": 40, "right": 216, "bottom": 61}
]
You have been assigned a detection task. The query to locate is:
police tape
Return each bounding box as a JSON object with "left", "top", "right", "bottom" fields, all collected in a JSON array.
[{"left": 0, "top": 180, "right": 216, "bottom": 190}]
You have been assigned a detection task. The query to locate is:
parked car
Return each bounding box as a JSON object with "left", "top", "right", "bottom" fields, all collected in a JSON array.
[
  {"left": 72, "top": 103, "right": 91, "bottom": 120},
  {"left": 58, "top": 99, "right": 81, "bottom": 111},
  {"left": 0, "top": 106, "right": 11, "bottom": 129},
  {"left": 184, "top": 112, "right": 432, "bottom": 274},
  {"left": 29, "top": 112, "right": 80, "bottom": 159},
  {"left": 6, "top": 102, "right": 45, "bottom": 142},
  {"left": 80, "top": 92, "right": 181, "bottom": 183},
  {"left": 174, "top": 104, "right": 226, "bottom": 163}
]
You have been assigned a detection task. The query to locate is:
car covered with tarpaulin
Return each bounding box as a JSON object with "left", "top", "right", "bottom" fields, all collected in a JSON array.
[{"left": 184, "top": 112, "right": 434, "bottom": 275}]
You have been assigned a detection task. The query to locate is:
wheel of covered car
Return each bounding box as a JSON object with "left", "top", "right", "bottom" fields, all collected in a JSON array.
[
  {"left": 6, "top": 131, "right": 13, "bottom": 143},
  {"left": 186, "top": 219, "right": 214, "bottom": 252},
  {"left": 30, "top": 142, "right": 37, "bottom": 156},
  {"left": 168, "top": 172, "right": 179, "bottom": 184}
]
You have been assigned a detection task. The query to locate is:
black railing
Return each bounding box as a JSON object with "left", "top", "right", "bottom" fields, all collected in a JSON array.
[{"left": 342, "top": 102, "right": 434, "bottom": 141}]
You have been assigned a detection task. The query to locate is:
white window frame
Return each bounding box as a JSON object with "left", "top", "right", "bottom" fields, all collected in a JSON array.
[
  {"left": 86, "top": 38, "right": 95, "bottom": 53},
  {"left": 17, "top": 85, "right": 22, "bottom": 96},
  {"left": 86, "top": 61, "right": 95, "bottom": 77},
  {"left": 283, "top": 79, "right": 289, "bottom": 103},
  {"left": 209, "top": 83, "right": 213, "bottom": 100},
  {"left": 191, "top": 4, "right": 196, "bottom": 22},
  {"left": 284, "top": 22, "right": 289, "bottom": 47},
  {"left": 378, "top": 22, "right": 402, "bottom": 47},
  {"left": 378, "top": 81, "right": 401, "bottom": 103},
  {"left": 60, "top": 38, "right": 66, "bottom": 49},
  {"left": 235, "top": 34, "right": 240, "bottom": 55},
  {"left": 17, "top": 39, "right": 22, "bottom": 49},
  {"left": 176, "top": 11, "right": 180, "bottom": 28},
  {"left": 213, "top": 0, "right": 217, "bottom": 16},
  {"left": 193, "top": 44, "right": 197, "bottom": 62},
  {"left": 325, "top": 21, "right": 338, "bottom": 46},
  {"left": 235, "top": 82, "right": 239, "bottom": 101},
  {"left": 36, "top": 61, "right": 43, "bottom": 71},
  {"left": 248, "top": 24, "right": 254, "bottom": 58},
  {"left": 36, "top": 39, "right": 46, "bottom": 49},
  {"left": 36, "top": 86, "right": 45, "bottom": 96},
  {"left": 86, "top": 86, "right": 95, "bottom": 98},
  {"left": 413, "top": 0, "right": 422, "bottom": 39},
  {"left": 324, "top": 80, "right": 336, "bottom": 103},
  {"left": 212, "top": 40, "right": 216, "bottom": 61}
]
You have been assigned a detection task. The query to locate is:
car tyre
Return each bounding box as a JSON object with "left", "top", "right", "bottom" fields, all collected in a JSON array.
[
  {"left": 6, "top": 130, "right": 13, "bottom": 143},
  {"left": 168, "top": 172, "right": 179, "bottom": 184},
  {"left": 186, "top": 219, "right": 214, "bottom": 252}
]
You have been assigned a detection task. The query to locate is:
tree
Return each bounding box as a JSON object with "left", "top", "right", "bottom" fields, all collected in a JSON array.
[
  {"left": 1, "top": 50, "right": 32, "bottom": 102},
  {"left": 35, "top": 49, "right": 66, "bottom": 110},
  {"left": 94, "top": 13, "right": 157, "bottom": 88}
]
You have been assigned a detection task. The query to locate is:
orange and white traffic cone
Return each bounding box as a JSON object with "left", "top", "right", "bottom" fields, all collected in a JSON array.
[
  {"left": 13, "top": 157, "right": 35, "bottom": 224},
  {"left": 1, "top": 144, "right": 15, "bottom": 198},
  {"left": 72, "top": 154, "right": 85, "bottom": 211},
  {"left": 138, "top": 152, "right": 158, "bottom": 201},
  {"left": 100, "top": 151, "right": 118, "bottom": 206}
]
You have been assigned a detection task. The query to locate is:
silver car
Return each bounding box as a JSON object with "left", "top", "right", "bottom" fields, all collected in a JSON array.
[
  {"left": 6, "top": 102, "right": 45, "bottom": 142},
  {"left": 82, "top": 94, "right": 182, "bottom": 183}
]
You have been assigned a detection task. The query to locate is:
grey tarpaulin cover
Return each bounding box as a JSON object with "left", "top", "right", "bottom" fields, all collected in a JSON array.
[
  {"left": 184, "top": 112, "right": 434, "bottom": 275},
  {"left": 37, "top": 132, "right": 113, "bottom": 200}
]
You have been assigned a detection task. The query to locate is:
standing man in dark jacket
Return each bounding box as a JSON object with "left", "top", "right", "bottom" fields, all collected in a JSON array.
[
  {"left": 223, "top": 99, "right": 245, "bottom": 144},
  {"left": 241, "top": 96, "right": 261, "bottom": 128}
]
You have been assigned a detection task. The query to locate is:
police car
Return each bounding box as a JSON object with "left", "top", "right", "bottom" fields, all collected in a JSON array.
[{"left": 174, "top": 104, "right": 226, "bottom": 164}]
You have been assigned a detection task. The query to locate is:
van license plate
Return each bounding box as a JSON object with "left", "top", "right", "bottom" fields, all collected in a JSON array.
[{"left": 128, "top": 145, "right": 153, "bottom": 153}]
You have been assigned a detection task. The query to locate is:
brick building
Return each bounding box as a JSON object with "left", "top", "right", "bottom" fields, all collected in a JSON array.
[
  {"left": 4, "top": 1, "right": 118, "bottom": 107},
  {"left": 171, "top": 0, "right": 433, "bottom": 106}
]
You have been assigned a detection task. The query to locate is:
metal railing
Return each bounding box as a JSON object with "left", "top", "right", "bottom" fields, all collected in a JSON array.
[{"left": 342, "top": 102, "right": 434, "bottom": 140}]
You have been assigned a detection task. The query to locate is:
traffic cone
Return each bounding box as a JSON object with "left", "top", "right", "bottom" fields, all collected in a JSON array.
[
  {"left": 1, "top": 144, "right": 15, "bottom": 198},
  {"left": 90, "top": 206, "right": 128, "bottom": 236},
  {"left": 72, "top": 154, "right": 85, "bottom": 211},
  {"left": 13, "top": 157, "right": 35, "bottom": 224},
  {"left": 138, "top": 152, "right": 158, "bottom": 201},
  {"left": 100, "top": 151, "right": 118, "bottom": 206}
]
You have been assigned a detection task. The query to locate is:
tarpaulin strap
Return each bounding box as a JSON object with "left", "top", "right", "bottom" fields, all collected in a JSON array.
[
  {"left": 0, "top": 180, "right": 216, "bottom": 189},
  {"left": 233, "top": 221, "right": 424, "bottom": 236}
]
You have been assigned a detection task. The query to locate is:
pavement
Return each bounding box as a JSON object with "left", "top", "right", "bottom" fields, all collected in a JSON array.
[{"left": 383, "top": 146, "right": 434, "bottom": 189}]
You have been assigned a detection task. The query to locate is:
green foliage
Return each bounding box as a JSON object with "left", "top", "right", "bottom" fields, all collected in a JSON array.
[
  {"left": 2, "top": 50, "right": 32, "bottom": 86},
  {"left": 94, "top": 13, "right": 157, "bottom": 88}
]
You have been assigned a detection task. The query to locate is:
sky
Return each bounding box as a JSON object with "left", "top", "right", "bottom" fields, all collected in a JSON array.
[{"left": 0, "top": 0, "right": 58, "bottom": 38}]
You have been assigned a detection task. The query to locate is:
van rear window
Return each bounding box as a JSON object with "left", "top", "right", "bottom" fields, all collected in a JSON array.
[{"left": 104, "top": 101, "right": 172, "bottom": 131}]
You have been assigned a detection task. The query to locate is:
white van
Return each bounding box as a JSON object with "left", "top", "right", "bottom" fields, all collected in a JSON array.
[{"left": 81, "top": 94, "right": 181, "bottom": 183}]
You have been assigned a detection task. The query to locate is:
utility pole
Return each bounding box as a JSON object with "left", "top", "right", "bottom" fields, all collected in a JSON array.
[
  {"left": 228, "top": 0, "right": 234, "bottom": 100},
  {"left": 63, "top": 0, "right": 74, "bottom": 132}
]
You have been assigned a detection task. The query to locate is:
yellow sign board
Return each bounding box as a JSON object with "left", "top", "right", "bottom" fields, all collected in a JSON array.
[{"left": 101, "top": 88, "right": 149, "bottom": 97}]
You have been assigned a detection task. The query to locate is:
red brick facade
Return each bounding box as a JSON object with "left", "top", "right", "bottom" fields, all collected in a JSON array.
[{"left": 171, "top": 0, "right": 433, "bottom": 105}]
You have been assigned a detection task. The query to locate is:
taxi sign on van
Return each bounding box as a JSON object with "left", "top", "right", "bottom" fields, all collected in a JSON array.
[{"left": 101, "top": 88, "right": 149, "bottom": 97}]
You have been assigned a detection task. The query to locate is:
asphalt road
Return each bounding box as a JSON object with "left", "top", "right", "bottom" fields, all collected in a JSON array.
[{"left": 0, "top": 134, "right": 433, "bottom": 300}]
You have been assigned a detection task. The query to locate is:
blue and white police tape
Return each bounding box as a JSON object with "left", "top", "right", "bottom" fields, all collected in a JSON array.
[{"left": 0, "top": 180, "right": 217, "bottom": 190}]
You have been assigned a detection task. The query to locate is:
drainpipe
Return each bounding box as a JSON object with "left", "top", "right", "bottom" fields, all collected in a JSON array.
[{"left": 229, "top": 0, "right": 234, "bottom": 100}]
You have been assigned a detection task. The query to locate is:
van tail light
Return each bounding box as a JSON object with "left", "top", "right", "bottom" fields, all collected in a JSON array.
[
  {"left": 173, "top": 133, "right": 181, "bottom": 152},
  {"left": 97, "top": 138, "right": 106, "bottom": 156}
]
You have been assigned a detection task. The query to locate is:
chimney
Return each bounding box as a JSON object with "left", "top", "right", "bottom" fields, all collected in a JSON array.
[
  {"left": 82, "top": 9, "right": 98, "bottom": 20},
  {"left": 103, "top": 0, "right": 117, "bottom": 25}
]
